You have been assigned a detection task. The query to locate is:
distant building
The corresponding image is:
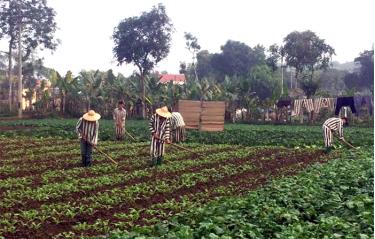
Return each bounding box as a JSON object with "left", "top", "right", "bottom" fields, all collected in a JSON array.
[{"left": 158, "top": 74, "right": 186, "bottom": 85}]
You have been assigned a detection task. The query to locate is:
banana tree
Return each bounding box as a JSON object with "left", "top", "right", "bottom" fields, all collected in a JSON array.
[
  {"left": 24, "top": 87, "right": 34, "bottom": 111},
  {"left": 55, "top": 70, "right": 77, "bottom": 114},
  {"left": 78, "top": 70, "right": 103, "bottom": 111}
]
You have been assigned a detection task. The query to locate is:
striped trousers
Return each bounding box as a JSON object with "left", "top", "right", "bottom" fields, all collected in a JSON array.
[
  {"left": 115, "top": 125, "right": 125, "bottom": 140},
  {"left": 150, "top": 138, "right": 165, "bottom": 158},
  {"left": 322, "top": 125, "right": 333, "bottom": 147},
  {"left": 172, "top": 127, "right": 185, "bottom": 143}
]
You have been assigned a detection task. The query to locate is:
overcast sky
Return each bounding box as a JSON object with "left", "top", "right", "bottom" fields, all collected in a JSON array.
[{"left": 17, "top": 0, "right": 375, "bottom": 76}]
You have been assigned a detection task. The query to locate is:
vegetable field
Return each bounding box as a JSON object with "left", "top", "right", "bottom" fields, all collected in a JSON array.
[
  {"left": 0, "top": 137, "right": 342, "bottom": 238},
  {"left": 0, "top": 121, "right": 373, "bottom": 238},
  {"left": 0, "top": 119, "right": 373, "bottom": 147}
]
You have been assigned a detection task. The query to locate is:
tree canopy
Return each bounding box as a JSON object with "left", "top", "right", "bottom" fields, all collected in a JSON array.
[
  {"left": 112, "top": 3, "right": 173, "bottom": 117},
  {"left": 283, "top": 30, "right": 335, "bottom": 83}
]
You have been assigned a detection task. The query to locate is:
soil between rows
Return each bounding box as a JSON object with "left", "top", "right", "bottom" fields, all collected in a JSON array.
[
  {"left": 1, "top": 148, "right": 336, "bottom": 239},
  {"left": 0, "top": 147, "right": 259, "bottom": 213}
]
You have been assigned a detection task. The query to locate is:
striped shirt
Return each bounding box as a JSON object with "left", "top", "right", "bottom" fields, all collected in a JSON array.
[
  {"left": 171, "top": 112, "right": 185, "bottom": 129},
  {"left": 323, "top": 117, "right": 343, "bottom": 138},
  {"left": 149, "top": 114, "right": 171, "bottom": 140},
  {"left": 76, "top": 117, "right": 99, "bottom": 145},
  {"left": 149, "top": 114, "right": 171, "bottom": 157},
  {"left": 113, "top": 108, "right": 126, "bottom": 125}
]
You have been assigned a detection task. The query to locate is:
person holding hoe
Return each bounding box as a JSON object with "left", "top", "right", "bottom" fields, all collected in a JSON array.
[
  {"left": 149, "top": 106, "right": 171, "bottom": 166},
  {"left": 76, "top": 110, "right": 101, "bottom": 167},
  {"left": 322, "top": 117, "right": 349, "bottom": 153},
  {"left": 113, "top": 100, "right": 127, "bottom": 141}
]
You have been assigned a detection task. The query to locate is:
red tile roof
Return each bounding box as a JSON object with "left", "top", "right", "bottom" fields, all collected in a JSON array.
[{"left": 159, "top": 74, "right": 186, "bottom": 84}]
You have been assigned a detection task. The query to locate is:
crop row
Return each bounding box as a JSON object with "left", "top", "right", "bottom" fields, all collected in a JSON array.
[
  {"left": 0, "top": 138, "right": 334, "bottom": 238},
  {"left": 1, "top": 119, "right": 373, "bottom": 147},
  {"left": 109, "top": 147, "right": 373, "bottom": 239}
]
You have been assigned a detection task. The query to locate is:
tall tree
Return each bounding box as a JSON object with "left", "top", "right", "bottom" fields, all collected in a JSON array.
[
  {"left": 300, "top": 78, "right": 320, "bottom": 98},
  {"left": 0, "top": 0, "right": 58, "bottom": 117},
  {"left": 211, "top": 40, "right": 265, "bottom": 79},
  {"left": 266, "top": 44, "right": 281, "bottom": 72},
  {"left": 355, "top": 49, "right": 374, "bottom": 90},
  {"left": 215, "top": 40, "right": 253, "bottom": 77},
  {"left": 184, "top": 32, "right": 201, "bottom": 81},
  {"left": 250, "top": 64, "right": 280, "bottom": 102},
  {"left": 112, "top": 3, "right": 173, "bottom": 118},
  {"left": 283, "top": 30, "right": 335, "bottom": 88},
  {"left": 196, "top": 50, "right": 213, "bottom": 79}
]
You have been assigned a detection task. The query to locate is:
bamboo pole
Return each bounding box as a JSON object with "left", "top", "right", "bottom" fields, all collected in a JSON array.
[
  {"left": 82, "top": 137, "right": 118, "bottom": 165},
  {"left": 125, "top": 130, "right": 137, "bottom": 141},
  {"left": 92, "top": 144, "right": 118, "bottom": 165},
  {"left": 167, "top": 142, "right": 203, "bottom": 157}
]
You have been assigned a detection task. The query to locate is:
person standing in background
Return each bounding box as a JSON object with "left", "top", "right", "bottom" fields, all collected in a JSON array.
[{"left": 113, "top": 101, "right": 127, "bottom": 141}]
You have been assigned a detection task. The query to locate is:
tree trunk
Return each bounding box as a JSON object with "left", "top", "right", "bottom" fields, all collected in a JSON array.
[
  {"left": 8, "top": 42, "right": 13, "bottom": 112},
  {"left": 29, "top": 98, "right": 32, "bottom": 111},
  {"left": 62, "top": 93, "right": 66, "bottom": 115},
  {"left": 17, "top": 23, "right": 23, "bottom": 118},
  {"left": 294, "top": 69, "right": 299, "bottom": 89},
  {"left": 193, "top": 62, "right": 199, "bottom": 82},
  {"left": 87, "top": 98, "right": 91, "bottom": 112},
  {"left": 140, "top": 73, "right": 146, "bottom": 118},
  {"left": 280, "top": 58, "right": 284, "bottom": 95}
]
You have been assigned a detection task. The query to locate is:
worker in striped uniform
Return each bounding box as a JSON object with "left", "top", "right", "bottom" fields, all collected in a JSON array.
[
  {"left": 113, "top": 101, "right": 127, "bottom": 141},
  {"left": 76, "top": 110, "right": 101, "bottom": 167},
  {"left": 168, "top": 107, "right": 186, "bottom": 143},
  {"left": 322, "top": 117, "right": 348, "bottom": 153},
  {"left": 149, "top": 106, "right": 171, "bottom": 166}
]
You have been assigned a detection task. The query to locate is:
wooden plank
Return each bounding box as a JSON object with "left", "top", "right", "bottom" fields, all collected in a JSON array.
[
  {"left": 200, "top": 121, "right": 224, "bottom": 125},
  {"left": 185, "top": 120, "right": 200, "bottom": 124},
  {"left": 179, "top": 100, "right": 201, "bottom": 108},
  {"left": 180, "top": 111, "right": 201, "bottom": 116},
  {"left": 181, "top": 114, "right": 201, "bottom": 120},
  {"left": 201, "top": 115, "right": 224, "bottom": 121},
  {"left": 186, "top": 122, "right": 200, "bottom": 126},
  {"left": 201, "top": 101, "right": 225, "bottom": 107},
  {"left": 180, "top": 105, "right": 201, "bottom": 110},
  {"left": 186, "top": 125, "right": 199, "bottom": 129},
  {"left": 180, "top": 109, "right": 201, "bottom": 114},
  {"left": 179, "top": 100, "right": 201, "bottom": 104},
  {"left": 183, "top": 113, "right": 200, "bottom": 121},
  {"left": 201, "top": 113, "right": 225, "bottom": 118},
  {"left": 202, "top": 108, "right": 225, "bottom": 114},
  {"left": 202, "top": 104, "right": 225, "bottom": 109},
  {"left": 201, "top": 113, "right": 224, "bottom": 117}
]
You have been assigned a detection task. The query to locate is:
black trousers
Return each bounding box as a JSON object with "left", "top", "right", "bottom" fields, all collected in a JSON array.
[
  {"left": 80, "top": 139, "right": 93, "bottom": 167},
  {"left": 335, "top": 97, "right": 356, "bottom": 115}
]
